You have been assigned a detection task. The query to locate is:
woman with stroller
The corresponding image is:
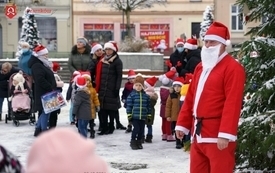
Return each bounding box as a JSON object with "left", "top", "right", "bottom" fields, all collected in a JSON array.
[
  {"left": 0, "top": 62, "right": 20, "bottom": 121},
  {"left": 28, "top": 45, "right": 56, "bottom": 137}
]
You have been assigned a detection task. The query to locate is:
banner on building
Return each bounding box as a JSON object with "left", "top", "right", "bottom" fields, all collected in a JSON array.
[
  {"left": 140, "top": 31, "right": 169, "bottom": 51},
  {"left": 5, "top": 4, "right": 17, "bottom": 19}
]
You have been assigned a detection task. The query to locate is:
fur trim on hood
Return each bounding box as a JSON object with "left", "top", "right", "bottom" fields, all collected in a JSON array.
[{"left": 71, "top": 44, "right": 91, "bottom": 55}]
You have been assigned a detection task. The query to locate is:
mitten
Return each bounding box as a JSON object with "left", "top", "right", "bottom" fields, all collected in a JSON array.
[
  {"left": 127, "top": 114, "right": 132, "bottom": 122},
  {"left": 176, "top": 61, "right": 182, "bottom": 67},
  {"left": 114, "top": 89, "right": 119, "bottom": 97},
  {"left": 96, "top": 106, "right": 100, "bottom": 112},
  {"left": 147, "top": 114, "right": 152, "bottom": 124}
]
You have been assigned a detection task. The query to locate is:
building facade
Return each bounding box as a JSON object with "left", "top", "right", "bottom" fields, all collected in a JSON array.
[
  {"left": 214, "top": 0, "right": 259, "bottom": 50},
  {"left": 73, "top": 0, "right": 214, "bottom": 54},
  {"left": 0, "top": 0, "right": 72, "bottom": 58}
]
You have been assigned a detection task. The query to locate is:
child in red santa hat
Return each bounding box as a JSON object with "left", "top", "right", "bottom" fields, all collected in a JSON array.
[
  {"left": 48, "top": 62, "right": 64, "bottom": 128},
  {"left": 158, "top": 67, "right": 178, "bottom": 141},
  {"left": 143, "top": 75, "right": 158, "bottom": 143},
  {"left": 165, "top": 76, "right": 185, "bottom": 149},
  {"left": 122, "top": 69, "right": 136, "bottom": 133}
]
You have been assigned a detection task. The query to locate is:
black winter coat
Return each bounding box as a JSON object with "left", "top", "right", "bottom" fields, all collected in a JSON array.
[
  {"left": 169, "top": 50, "right": 187, "bottom": 74},
  {"left": 180, "top": 49, "right": 201, "bottom": 76},
  {"left": 28, "top": 56, "right": 57, "bottom": 112},
  {"left": 0, "top": 66, "right": 20, "bottom": 98},
  {"left": 98, "top": 54, "right": 123, "bottom": 110}
]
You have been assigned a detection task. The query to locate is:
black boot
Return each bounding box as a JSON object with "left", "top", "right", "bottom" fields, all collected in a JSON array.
[
  {"left": 116, "top": 123, "right": 127, "bottom": 130},
  {"left": 90, "top": 130, "right": 95, "bottom": 139},
  {"left": 141, "top": 136, "right": 145, "bottom": 143},
  {"left": 108, "top": 123, "right": 115, "bottom": 134},
  {"left": 137, "top": 140, "right": 143, "bottom": 149},
  {"left": 176, "top": 139, "right": 183, "bottom": 149},
  {"left": 34, "top": 128, "right": 41, "bottom": 137},
  {"left": 125, "top": 125, "right": 132, "bottom": 133},
  {"left": 130, "top": 140, "right": 139, "bottom": 150},
  {"left": 145, "top": 135, "right": 153, "bottom": 143},
  {"left": 89, "top": 120, "right": 95, "bottom": 138},
  {"left": 0, "top": 113, "right": 2, "bottom": 121}
]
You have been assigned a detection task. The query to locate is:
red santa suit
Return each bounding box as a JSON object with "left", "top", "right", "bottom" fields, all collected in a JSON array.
[{"left": 175, "top": 22, "right": 246, "bottom": 173}]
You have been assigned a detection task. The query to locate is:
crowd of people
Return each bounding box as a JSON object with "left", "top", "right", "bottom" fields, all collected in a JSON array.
[{"left": 0, "top": 21, "right": 246, "bottom": 173}]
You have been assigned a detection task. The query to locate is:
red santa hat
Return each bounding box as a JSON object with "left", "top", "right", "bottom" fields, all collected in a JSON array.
[
  {"left": 204, "top": 22, "right": 231, "bottom": 46},
  {"left": 91, "top": 43, "right": 103, "bottom": 54},
  {"left": 184, "top": 38, "right": 198, "bottom": 50},
  {"left": 159, "top": 69, "right": 177, "bottom": 85},
  {"left": 176, "top": 38, "right": 185, "bottom": 47},
  {"left": 76, "top": 76, "right": 87, "bottom": 89},
  {"left": 172, "top": 77, "right": 185, "bottom": 86},
  {"left": 144, "top": 76, "right": 158, "bottom": 88},
  {"left": 34, "top": 45, "right": 48, "bottom": 56},
  {"left": 52, "top": 62, "right": 61, "bottom": 72},
  {"left": 25, "top": 128, "right": 109, "bottom": 173},
  {"left": 127, "top": 69, "right": 136, "bottom": 79},
  {"left": 104, "top": 41, "right": 118, "bottom": 52}
]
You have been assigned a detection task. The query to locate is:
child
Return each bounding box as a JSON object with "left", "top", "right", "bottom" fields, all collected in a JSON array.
[
  {"left": 126, "top": 75, "right": 151, "bottom": 150},
  {"left": 49, "top": 62, "right": 64, "bottom": 128},
  {"left": 82, "top": 74, "right": 100, "bottom": 139},
  {"left": 165, "top": 77, "right": 185, "bottom": 149},
  {"left": 158, "top": 68, "right": 178, "bottom": 141},
  {"left": 143, "top": 76, "right": 158, "bottom": 143},
  {"left": 73, "top": 76, "right": 92, "bottom": 138},
  {"left": 121, "top": 69, "right": 136, "bottom": 133},
  {"left": 66, "top": 71, "right": 81, "bottom": 125},
  {"left": 9, "top": 71, "right": 31, "bottom": 112}
]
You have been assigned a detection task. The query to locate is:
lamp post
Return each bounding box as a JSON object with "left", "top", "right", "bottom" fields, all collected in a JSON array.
[{"left": 122, "top": 0, "right": 125, "bottom": 41}]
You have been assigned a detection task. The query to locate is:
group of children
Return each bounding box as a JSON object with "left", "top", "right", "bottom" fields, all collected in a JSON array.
[{"left": 121, "top": 68, "right": 192, "bottom": 150}]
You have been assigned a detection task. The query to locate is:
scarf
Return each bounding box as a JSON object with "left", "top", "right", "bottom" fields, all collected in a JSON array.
[
  {"left": 95, "top": 56, "right": 103, "bottom": 93},
  {"left": 37, "top": 56, "right": 53, "bottom": 70}
]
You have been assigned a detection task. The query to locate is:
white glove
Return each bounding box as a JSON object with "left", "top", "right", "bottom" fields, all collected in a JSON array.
[{"left": 122, "top": 99, "right": 125, "bottom": 103}]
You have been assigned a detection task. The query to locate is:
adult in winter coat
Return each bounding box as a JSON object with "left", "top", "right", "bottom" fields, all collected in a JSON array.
[
  {"left": 95, "top": 41, "right": 124, "bottom": 135},
  {"left": 168, "top": 38, "right": 186, "bottom": 74},
  {"left": 180, "top": 38, "right": 201, "bottom": 75},
  {"left": 68, "top": 37, "right": 91, "bottom": 75},
  {"left": 28, "top": 45, "right": 56, "bottom": 137},
  {"left": 175, "top": 22, "right": 246, "bottom": 173},
  {"left": 18, "top": 42, "right": 33, "bottom": 76},
  {"left": 0, "top": 62, "right": 20, "bottom": 121}
]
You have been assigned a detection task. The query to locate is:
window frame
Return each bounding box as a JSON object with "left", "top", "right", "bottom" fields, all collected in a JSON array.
[{"left": 230, "top": 4, "right": 244, "bottom": 32}]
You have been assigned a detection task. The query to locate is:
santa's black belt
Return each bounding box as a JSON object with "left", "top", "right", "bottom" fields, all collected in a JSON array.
[{"left": 193, "top": 116, "right": 221, "bottom": 136}]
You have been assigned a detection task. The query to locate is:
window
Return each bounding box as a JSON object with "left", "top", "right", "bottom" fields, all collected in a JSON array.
[
  {"left": 190, "top": 0, "right": 202, "bottom": 2},
  {"left": 231, "top": 5, "right": 243, "bottom": 31},
  {"left": 83, "top": 24, "right": 114, "bottom": 45},
  {"left": 191, "top": 22, "right": 200, "bottom": 38},
  {"left": 18, "top": 17, "right": 57, "bottom": 51}
]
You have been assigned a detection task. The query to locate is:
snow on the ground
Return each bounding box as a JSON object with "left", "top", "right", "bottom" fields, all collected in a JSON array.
[{"left": 0, "top": 84, "right": 190, "bottom": 173}]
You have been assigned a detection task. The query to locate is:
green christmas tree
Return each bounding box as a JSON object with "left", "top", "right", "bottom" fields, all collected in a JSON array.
[
  {"left": 17, "top": 7, "right": 40, "bottom": 52},
  {"left": 235, "top": 0, "right": 275, "bottom": 171}
]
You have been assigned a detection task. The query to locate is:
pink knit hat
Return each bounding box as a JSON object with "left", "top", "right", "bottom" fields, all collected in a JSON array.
[{"left": 25, "top": 128, "right": 110, "bottom": 173}]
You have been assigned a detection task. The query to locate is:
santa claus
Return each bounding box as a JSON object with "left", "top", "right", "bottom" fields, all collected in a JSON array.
[{"left": 175, "top": 22, "right": 246, "bottom": 173}]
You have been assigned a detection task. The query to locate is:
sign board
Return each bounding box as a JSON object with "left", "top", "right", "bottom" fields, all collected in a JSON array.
[
  {"left": 5, "top": 4, "right": 17, "bottom": 19},
  {"left": 31, "top": 8, "right": 54, "bottom": 15},
  {"left": 140, "top": 31, "right": 169, "bottom": 50}
]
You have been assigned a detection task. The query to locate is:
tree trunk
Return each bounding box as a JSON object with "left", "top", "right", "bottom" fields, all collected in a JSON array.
[{"left": 125, "top": 10, "right": 132, "bottom": 39}]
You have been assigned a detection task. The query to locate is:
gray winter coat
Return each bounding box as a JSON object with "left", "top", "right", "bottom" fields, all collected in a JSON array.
[{"left": 73, "top": 88, "right": 92, "bottom": 120}]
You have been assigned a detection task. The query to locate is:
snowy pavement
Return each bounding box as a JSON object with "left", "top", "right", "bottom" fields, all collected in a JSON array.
[{"left": 0, "top": 84, "right": 190, "bottom": 173}]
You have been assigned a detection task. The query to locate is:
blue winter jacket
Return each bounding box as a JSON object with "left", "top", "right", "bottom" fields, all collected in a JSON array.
[
  {"left": 126, "top": 90, "right": 151, "bottom": 120},
  {"left": 18, "top": 50, "right": 33, "bottom": 76}
]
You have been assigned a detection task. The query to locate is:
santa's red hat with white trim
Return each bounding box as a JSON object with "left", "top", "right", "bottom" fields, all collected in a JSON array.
[
  {"left": 104, "top": 41, "right": 118, "bottom": 52},
  {"left": 145, "top": 76, "right": 158, "bottom": 88},
  {"left": 34, "top": 45, "right": 49, "bottom": 56},
  {"left": 91, "top": 43, "right": 103, "bottom": 54},
  {"left": 159, "top": 69, "right": 177, "bottom": 85},
  {"left": 204, "top": 22, "right": 231, "bottom": 46},
  {"left": 76, "top": 76, "right": 87, "bottom": 89},
  {"left": 176, "top": 38, "right": 185, "bottom": 47},
  {"left": 184, "top": 38, "right": 198, "bottom": 50},
  {"left": 173, "top": 77, "right": 185, "bottom": 86},
  {"left": 127, "top": 69, "right": 136, "bottom": 79}
]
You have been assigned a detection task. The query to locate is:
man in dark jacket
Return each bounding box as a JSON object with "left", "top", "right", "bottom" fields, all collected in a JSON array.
[
  {"left": 168, "top": 38, "right": 187, "bottom": 74},
  {"left": 180, "top": 38, "right": 201, "bottom": 76},
  {"left": 0, "top": 62, "right": 20, "bottom": 121}
]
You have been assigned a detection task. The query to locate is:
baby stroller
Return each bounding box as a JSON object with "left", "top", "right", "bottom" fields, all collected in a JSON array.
[{"left": 5, "top": 72, "right": 36, "bottom": 127}]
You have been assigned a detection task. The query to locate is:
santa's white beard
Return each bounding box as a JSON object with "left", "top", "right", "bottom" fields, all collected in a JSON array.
[{"left": 201, "top": 44, "right": 221, "bottom": 69}]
